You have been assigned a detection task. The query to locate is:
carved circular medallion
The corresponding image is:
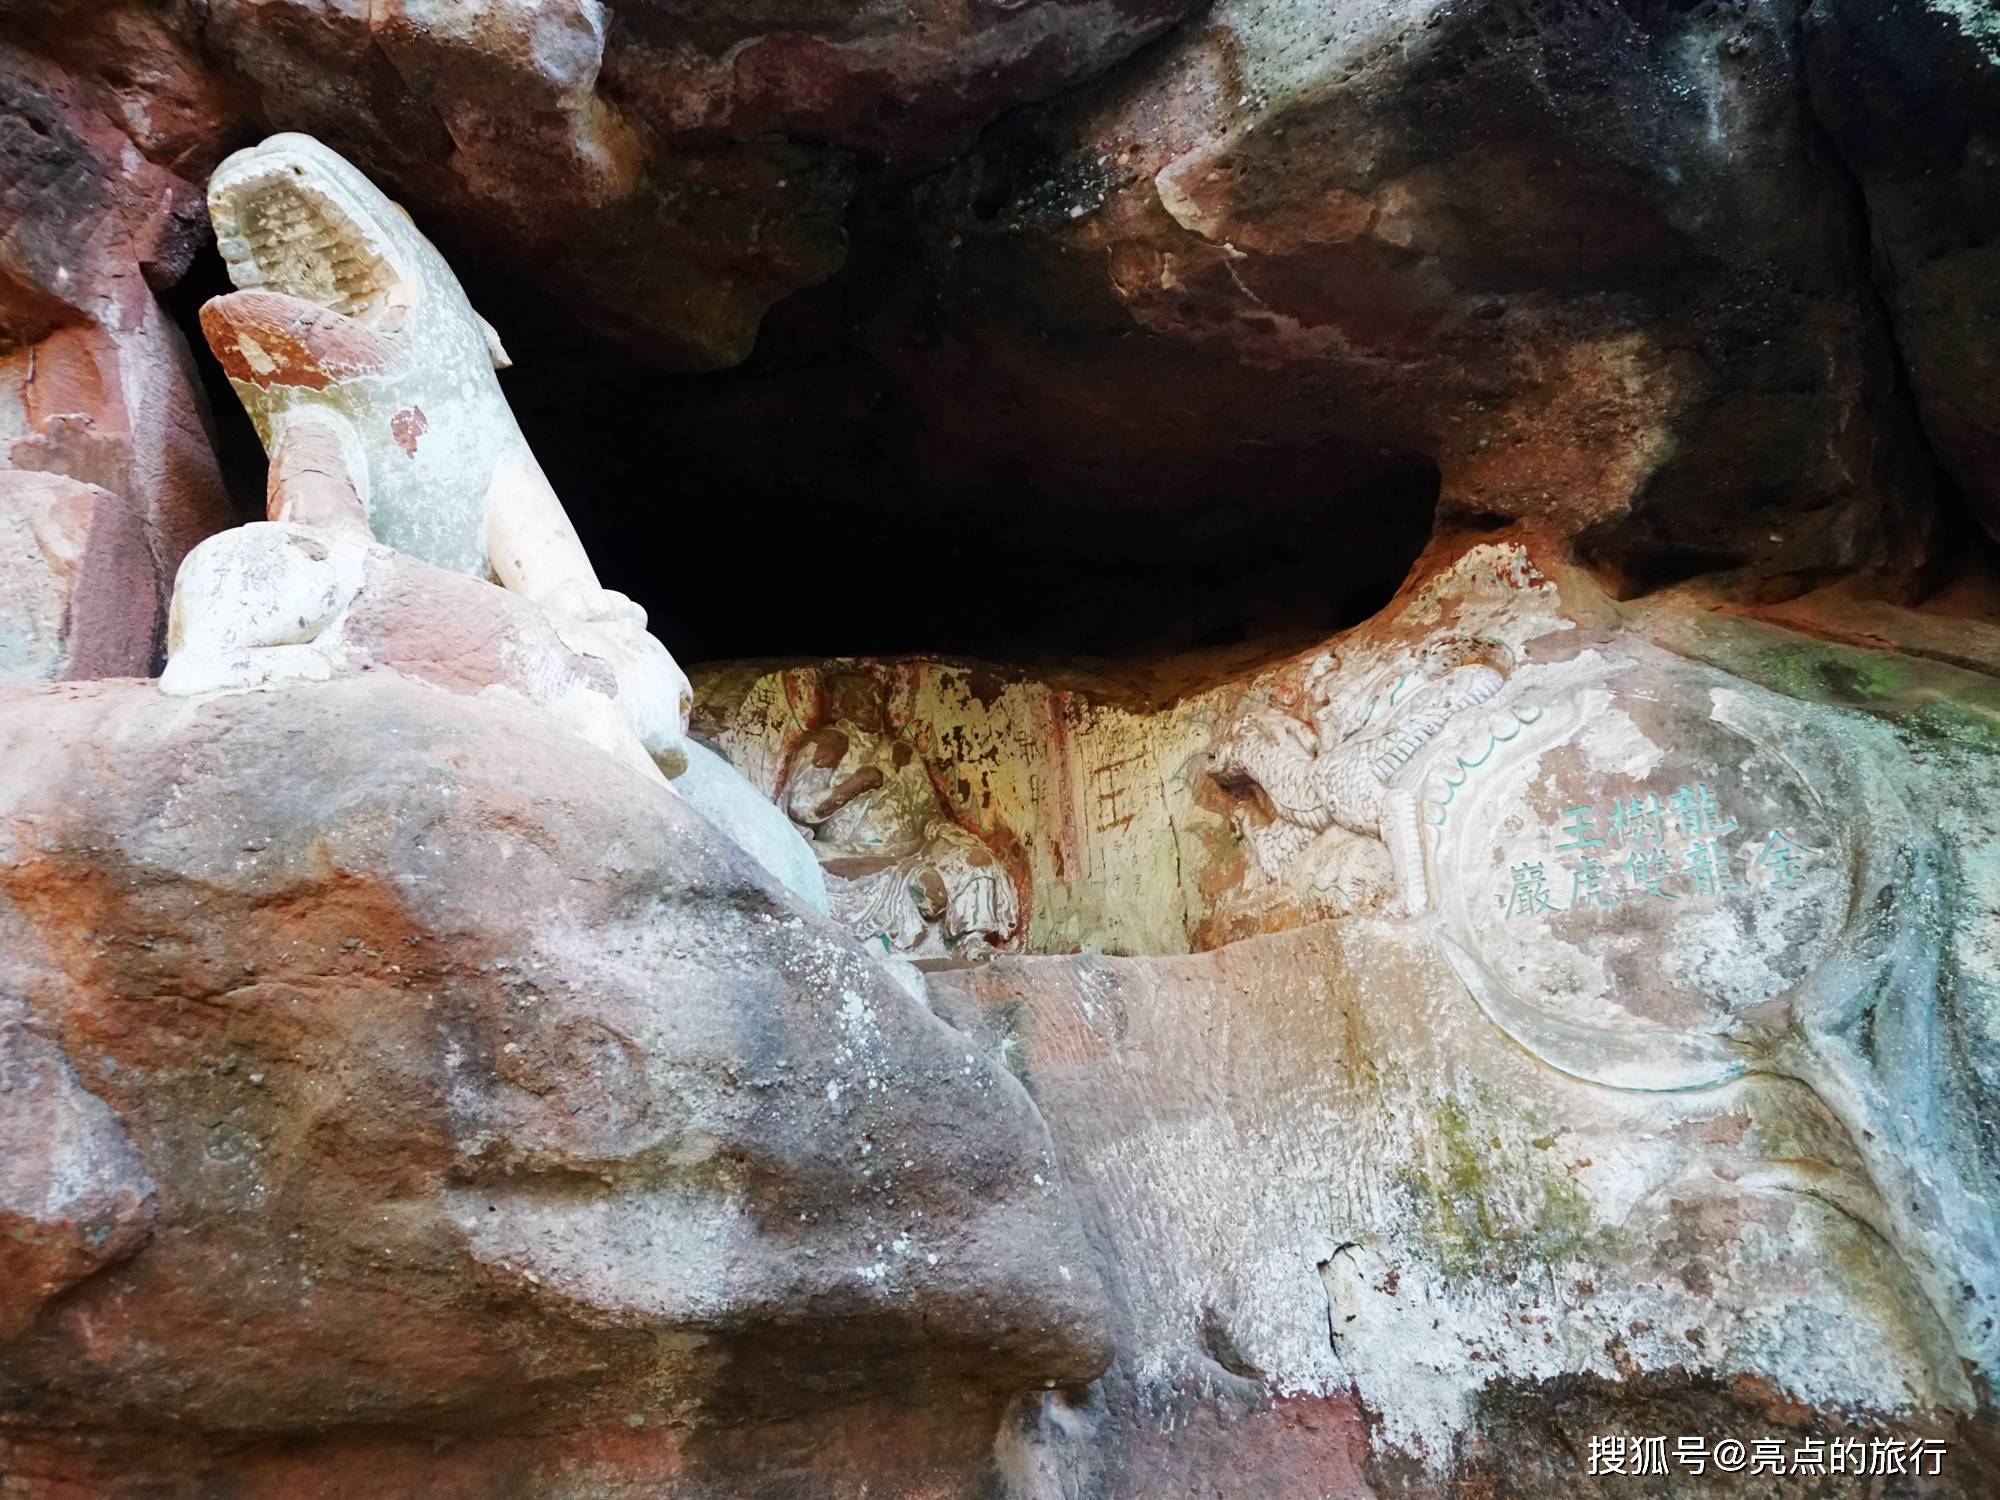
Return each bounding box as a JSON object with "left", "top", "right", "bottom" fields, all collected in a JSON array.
[{"left": 1433, "top": 671, "right": 1851, "bottom": 1090}]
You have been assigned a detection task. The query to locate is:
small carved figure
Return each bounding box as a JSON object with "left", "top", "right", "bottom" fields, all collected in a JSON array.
[
  {"left": 1212, "top": 644, "right": 1506, "bottom": 914},
  {"left": 783, "top": 673, "right": 1020, "bottom": 957},
  {"left": 162, "top": 521, "right": 694, "bottom": 782}
]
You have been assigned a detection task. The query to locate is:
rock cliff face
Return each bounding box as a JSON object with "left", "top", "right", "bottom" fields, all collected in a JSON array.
[
  {"left": 5, "top": 1, "right": 2000, "bottom": 1496},
  {"left": 1807, "top": 0, "right": 2000, "bottom": 543},
  {"left": 869, "top": 0, "right": 1933, "bottom": 589},
  {"left": 697, "top": 538, "right": 2000, "bottom": 1491},
  {"left": 1, "top": 40, "right": 234, "bottom": 679},
  {"left": 0, "top": 674, "right": 1109, "bottom": 1494}
]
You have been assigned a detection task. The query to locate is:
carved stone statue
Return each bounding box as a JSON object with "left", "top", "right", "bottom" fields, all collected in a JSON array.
[
  {"left": 1211, "top": 643, "right": 1507, "bottom": 914},
  {"left": 161, "top": 520, "right": 695, "bottom": 782},
  {"left": 164, "top": 134, "right": 695, "bottom": 783},
  {"left": 197, "top": 132, "right": 621, "bottom": 622},
  {"left": 783, "top": 672, "right": 1020, "bottom": 957}
]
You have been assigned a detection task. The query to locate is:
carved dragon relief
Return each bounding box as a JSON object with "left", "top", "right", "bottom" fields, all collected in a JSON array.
[
  {"left": 1210, "top": 636, "right": 1516, "bottom": 915},
  {"left": 1213, "top": 603, "right": 1997, "bottom": 1400}
]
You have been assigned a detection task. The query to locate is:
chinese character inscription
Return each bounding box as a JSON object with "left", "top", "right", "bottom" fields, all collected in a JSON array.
[{"left": 1499, "top": 782, "right": 1817, "bottom": 922}]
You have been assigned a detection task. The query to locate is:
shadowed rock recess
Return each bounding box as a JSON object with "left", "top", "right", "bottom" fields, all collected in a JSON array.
[{"left": 4, "top": 1, "right": 2000, "bottom": 1496}]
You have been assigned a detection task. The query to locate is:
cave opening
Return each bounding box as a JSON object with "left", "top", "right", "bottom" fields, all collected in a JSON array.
[{"left": 167, "top": 249, "right": 1443, "bottom": 674}]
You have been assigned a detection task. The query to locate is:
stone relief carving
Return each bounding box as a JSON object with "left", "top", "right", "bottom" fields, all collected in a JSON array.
[
  {"left": 1204, "top": 543, "right": 1999, "bottom": 1407},
  {"left": 1427, "top": 650, "right": 1999, "bottom": 1396},
  {"left": 1210, "top": 641, "right": 1510, "bottom": 914},
  {"left": 782, "top": 671, "right": 1022, "bottom": 958},
  {"left": 1207, "top": 547, "right": 1565, "bottom": 921}
]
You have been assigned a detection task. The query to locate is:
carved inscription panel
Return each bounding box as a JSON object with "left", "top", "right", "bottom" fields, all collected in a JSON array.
[{"left": 1437, "top": 677, "right": 1849, "bottom": 1089}]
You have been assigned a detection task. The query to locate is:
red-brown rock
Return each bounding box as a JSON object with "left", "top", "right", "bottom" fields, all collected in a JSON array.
[
  {"left": 0, "top": 38, "right": 234, "bottom": 679},
  {"left": 0, "top": 998, "right": 155, "bottom": 1343},
  {"left": 0, "top": 471, "right": 156, "bottom": 679},
  {"left": 193, "top": 0, "right": 1204, "bottom": 368},
  {"left": 840, "top": 0, "right": 1938, "bottom": 596},
  {"left": 1806, "top": 0, "right": 2000, "bottom": 543},
  {"left": 0, "top": 670, "right": 1110, "bottom": 1493}
]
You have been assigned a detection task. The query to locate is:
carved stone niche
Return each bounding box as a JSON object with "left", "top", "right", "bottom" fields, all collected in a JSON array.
[{"left": 699, "top": 665, "right": 1027, "bottom": 960}]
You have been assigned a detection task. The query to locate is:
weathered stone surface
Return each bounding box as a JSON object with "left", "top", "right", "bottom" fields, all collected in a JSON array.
[
  {"left": 0, "top": 998, "right": 155, "bottom": 1343},
  {"left": 0, "top": 471, "right": 153, "bottom": 681},
  {"left": 191, "top": 0, "right": 830, "bottom": 370},
  {"left": 701, "top": 538, "right": 2000, "bottom": 1490},
  {"left": 939, "top": 925, "right": 1989, "bottom": 1494},
  {"left": 187, "top": 0, "right": 1202, "bottom": 368},
  {"left": 674, "top": 738, "right": 830, "bottom": 915},
  {"left": 0, "top": 0, "right": 235, "bottom": 182},
  {"left": 162, "top": 520, "right": 696, "bottom": 780},
  {"left": 0, "top": 39, "right": 234, "bottom": 677},
  {"left": 9, "top": 4, "right": 2000, "bottom": 1494},
  {"left": 1806, "top": 0, "right": 2000, "bottom": 541},
  {"left": 773, "top": 669, "right": 1023, "bottom": 959},
  {"left": 0, "top": 37, "right": 209, "bottom": 349},
  {"left": 695, "top": 548, "right": 1580, "bottom": 957},
  {"left": 602, "top": 0, "right": 1203, "bottom": 162},
  {"left": 695, "top": 653, "right": 1219, "bottom": 957},
  {"left": 201, "top": 135, "right": 631, "bottom": 611},
  {"left": 784, "top": 0, "right": 1939, "bottom": 595},
  {"left": 7, "top": 0, "right": 1209, "bottom": 372},
  {"left": 0, "top": 671, "right": 1110, "bottom": 1491}
]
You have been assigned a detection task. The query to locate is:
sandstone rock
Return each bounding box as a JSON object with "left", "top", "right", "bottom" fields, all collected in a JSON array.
[
  {"left": 0, "top": 471, "right": 152, "bottom": 681},
  {"left": 694, "top": 655, "right": 1214, "bottom": 957},
  {"left": 0, "top": 39, "right": 207, "bottom": 349},
  {"left": 0, "top": 671, "right": 1109, "bottom": 1489},
  {"left": 196, "top": 0, "right": 1202, "bottom": 368},
  {"left": 673, "top": 738, "right": 830, "bottom": 914},
  {"left": 0, "top": 998, "right": 156, "bottom": 1343},
  {"left": 827, "top": 0, "right": 1937, "bottom": 595},
  {"left": 0, "top": 40, "right": 234, "bottom": 677},
  {"left": 939, "top": 925, "right": 1987, "bottom": 1494},
  {"left": 602, "top": 0, "right": 1204, "bottom": 162},
  {"left": 2, "top": 0, "right": 1207, "bottom": 373},
  {"left": 701, "top": 537, "right": 2000, "bottom": 1490},
  {"left": 1807, "top": 0, "right": 2000, "bottom": 541},
  {"left": 6, "top": 5, "right": 2000, "bottom": 1494},
  {"left": 0, "top": 0, "right": 236, "bottom": 178},
  {"left": 162, "top": 520, "right": 695, "bottom": 780}
]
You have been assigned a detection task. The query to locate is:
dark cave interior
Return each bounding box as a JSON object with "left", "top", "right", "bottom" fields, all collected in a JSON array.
[
  {"left": 166, "top": 236, "right": 1442, "bottom": 671},
  {"left": 168, "top": 195, "right": 1998, "bottom": 671}
]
